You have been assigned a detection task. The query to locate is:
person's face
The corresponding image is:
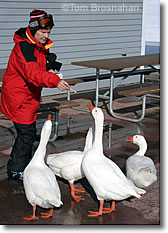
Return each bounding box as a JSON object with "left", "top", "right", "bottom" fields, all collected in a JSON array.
[{"left": 34, "top": 27, "right": 51, "bottom": 45}]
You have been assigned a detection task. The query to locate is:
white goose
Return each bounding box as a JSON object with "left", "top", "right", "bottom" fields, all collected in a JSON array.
[
  {"left": 126, "top": 135, "right": 157, "bottom": 188},
  {"left": 82, "top": 105, "right": 146, "bottom": 217},
  {"left": 46, "top": 127, "right": 93, "bottom": 202},
  {"left": 23, "top": 115, "right": 63, "bottom": 221}
]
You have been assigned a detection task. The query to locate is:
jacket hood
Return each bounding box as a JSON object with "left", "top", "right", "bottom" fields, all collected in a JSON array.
[
  {"left": 13, "top": 27, "right": 29, "bottom": 44},
  {"left": 13, "top": 26, "right": 53, "bottom": 50}
]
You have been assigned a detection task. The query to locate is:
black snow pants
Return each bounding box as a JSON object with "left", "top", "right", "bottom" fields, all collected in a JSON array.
[{"left": 7, "top": 122, "right": 37, "bottom": 172}]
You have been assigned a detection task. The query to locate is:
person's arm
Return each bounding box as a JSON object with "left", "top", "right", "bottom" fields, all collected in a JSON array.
[{"left": 15, "top": 41, "right": 66, "bottom": 89}]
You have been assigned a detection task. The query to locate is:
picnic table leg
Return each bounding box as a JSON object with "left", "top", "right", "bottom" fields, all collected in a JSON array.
[
  {"left": 49, "top": 110, "right": 59, "bottom": 142},
  {"left": 140, "top": 73, "right": 145, "bottom": 87},
  {"left": 67, "top": 89, "right": 71, "bottom": 101},
  {"left": 108, "top": 70, "right": 147, "bottom": 123},
  {"left": 108, "top": 122, "right": 112, "bottom": 148},
  {"left": 95, "top": 68, "right": 100, "bottom": 107}
]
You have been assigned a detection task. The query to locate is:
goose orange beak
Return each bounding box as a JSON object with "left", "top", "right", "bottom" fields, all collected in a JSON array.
[
  {"left": 127, "top": 136, "right": 133, "bottom": 142},
  {"left": 47, "top": 115, "right": 51, "bottom": 120},
  {"left": 88, "top": 104, "right": 95, "bottom": 112}
]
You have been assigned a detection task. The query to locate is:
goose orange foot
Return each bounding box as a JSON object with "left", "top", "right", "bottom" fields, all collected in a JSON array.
[
  {"left": 24, "top": 216, "right": 39, "bottom": 221},
  {"left": 88, "top": 200, "right": 104, "bottom": 217},
  {"left": 70, "top": 184, "right": 85, "bottom": 202},
  {"left": 103, "top": 201, "right": 116, "bottom": 214},
  {"left": 140, "top": 193, "right": 146, "bottom": 197},
  {"left": 73, "top": 188, "right": 85, "bottom": 202},
  {"left": 130, "top": 193, "right": 146, "bottom": 200},
  {"left": 40, "top": 208, "right": 53, "bottom": 218},
  {"left": 24, "top": 205, "right": 39, "bottom": 221},
  {"left": 88, "top": 210, "right": 103, "bottom": 217},
  {"left": 72, "top": 194, "right": 84, "bottom": 202},
  {"left": 74, "top": 188, "right": 85, "bottom": 194}
]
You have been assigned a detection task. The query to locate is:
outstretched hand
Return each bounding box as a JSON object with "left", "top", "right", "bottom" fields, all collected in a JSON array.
[{"left": 57, "top": 80, "right": 70, "bottom": 91}]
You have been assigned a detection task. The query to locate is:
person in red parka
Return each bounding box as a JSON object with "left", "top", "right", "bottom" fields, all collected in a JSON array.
[{"left": 0, "top": 9, "right": 70, "bottom": 180}]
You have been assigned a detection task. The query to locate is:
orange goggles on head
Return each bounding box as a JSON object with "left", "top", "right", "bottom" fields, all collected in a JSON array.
[{"left": 29, "top": 14, "right": 54, "bottom": 29}]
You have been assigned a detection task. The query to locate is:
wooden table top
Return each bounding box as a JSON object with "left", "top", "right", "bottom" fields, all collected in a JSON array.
[{"left": 71, "top": 54, "right": 160, "bottom": 71}]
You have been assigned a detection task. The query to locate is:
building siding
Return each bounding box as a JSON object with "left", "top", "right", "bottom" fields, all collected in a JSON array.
[{"left": 0, "top": 0, "right": 143, "bottom": 95}]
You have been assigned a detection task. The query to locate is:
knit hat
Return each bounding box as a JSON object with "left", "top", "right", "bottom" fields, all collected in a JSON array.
[{"left": 29, "top": 9, "right": 54, "bottom": 36}]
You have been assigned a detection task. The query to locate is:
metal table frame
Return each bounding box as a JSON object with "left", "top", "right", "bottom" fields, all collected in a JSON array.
[
  {"left": 72, "top": 54, "right": 160, "bottom": 123},
  {"left": 95, "top": 68, "right": 148, "bottom": 122}
]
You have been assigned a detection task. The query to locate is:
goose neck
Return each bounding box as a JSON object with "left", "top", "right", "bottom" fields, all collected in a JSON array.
[
  {"left": 135, "top": 142, "right": 147, "bottom": 156},
  {"left": 93, "top": 119, "right": 103, "bottom": 152}
]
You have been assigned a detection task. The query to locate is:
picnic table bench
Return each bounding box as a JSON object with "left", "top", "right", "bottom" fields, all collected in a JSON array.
[
  {"left": 71, "top": 53, "right": 160, "bottom": 123},
  {"left": 37, "top": 100, "right": 80, "bottom": 141},
  {"left": 118, "top": 84, "right": 160, "bottom": 97}
]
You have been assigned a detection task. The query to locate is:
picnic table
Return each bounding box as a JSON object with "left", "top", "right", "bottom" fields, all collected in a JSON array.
[
  {"left": 0, "top": 54, "right": 160, "bottom": 142},
  {"left": 72, "top": 54, "right": 160, "bottom": 123}
]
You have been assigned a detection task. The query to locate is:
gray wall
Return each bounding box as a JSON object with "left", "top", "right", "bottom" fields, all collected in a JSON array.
[{"left": 0, "top": 0, "right": 143, "bottom": 95}]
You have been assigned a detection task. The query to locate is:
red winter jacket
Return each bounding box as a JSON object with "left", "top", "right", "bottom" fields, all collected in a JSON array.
[{"left": 0, "top": 26, "right": 61, "bottom": 124}]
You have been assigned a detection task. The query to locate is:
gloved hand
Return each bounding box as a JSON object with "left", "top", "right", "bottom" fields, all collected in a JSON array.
[{"left": 47, "top": 53, "right": 62, "bottom": 71}]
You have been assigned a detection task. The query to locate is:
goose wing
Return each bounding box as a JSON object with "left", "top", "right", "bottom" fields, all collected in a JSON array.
[{"left": 24, "top": 166, "right": 62, "bottom": 207}]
